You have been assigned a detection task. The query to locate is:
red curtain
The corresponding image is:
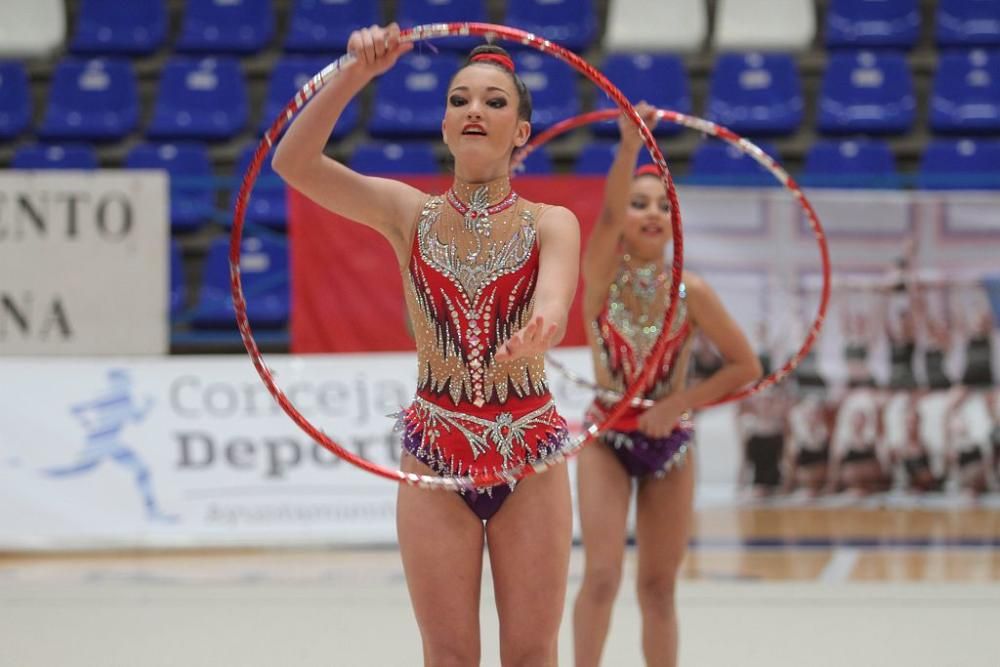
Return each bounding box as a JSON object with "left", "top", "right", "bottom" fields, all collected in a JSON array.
[{"left": 289, "top": 175, "right": 605, "bottom": 353}]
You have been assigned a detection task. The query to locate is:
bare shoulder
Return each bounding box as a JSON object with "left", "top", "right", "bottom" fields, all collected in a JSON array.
[
  {"left": 381, "top": 178, "right": 433, "bottom": 223},
  {"left": 403, "top": 181, "right": 434, "bottom": 206},
  {"left": 368, "top": 180, "right": 432, "bottom": 265},
  {"left": 407, "top": 187, "right": 436, "bottom": 213},
  {"left": 530, "top": 202, "right": 579, "bottom": 233},
  {"left": 681, "top": 269, "right": 707, "bottom": 297},
  {"left": 680, "top": 270, "right": 718, "bottom": 325}
]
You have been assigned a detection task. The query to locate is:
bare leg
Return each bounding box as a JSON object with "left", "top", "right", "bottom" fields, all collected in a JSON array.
[
  {"left": 487, "top": 461, "right": 572, "bottom": 667},
  {"left": 634, "top": 455, "right": 696, "bottom": 667},
  {"left": 572, "top": 442, "right": 631, "bottom": 667},
  {"left": 397, "top": 454, "right": 486, "bottom": 666}
]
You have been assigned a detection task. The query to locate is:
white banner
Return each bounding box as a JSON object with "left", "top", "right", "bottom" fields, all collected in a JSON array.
[
  {"left": 0, "top": 351, "right": 745, "bottom": 550},
  {"left": 0, "top": 353, "right": 415, "bottom": 549},
  {"left": 0, "top": 171, "right": 168, "bottom": 355}
]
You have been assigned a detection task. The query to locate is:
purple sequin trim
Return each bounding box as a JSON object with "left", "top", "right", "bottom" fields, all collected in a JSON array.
[{"left": 601, "top": 426, "right": 693, "bottom": 479}]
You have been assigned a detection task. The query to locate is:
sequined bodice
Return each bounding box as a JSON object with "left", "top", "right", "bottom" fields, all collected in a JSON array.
[
  {"left": 404, "top": 177, "right": 549, "bottom": 408},
  {"left": 589, "top": 263, "right": 693, "bottom": 401}
]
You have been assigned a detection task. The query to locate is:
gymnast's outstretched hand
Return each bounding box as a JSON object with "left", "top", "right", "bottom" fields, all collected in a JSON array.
[{"left": 494, "top": 315, "right": 560, "bottom": 363}]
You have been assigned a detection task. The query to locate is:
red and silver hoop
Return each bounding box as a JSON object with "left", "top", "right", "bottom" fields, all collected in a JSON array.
[
  {"left": 231, "top": 23, "right": 687, "bottom": 490},
  {"left": 512, "top": 108, "right": 832, "bottom": 407}
]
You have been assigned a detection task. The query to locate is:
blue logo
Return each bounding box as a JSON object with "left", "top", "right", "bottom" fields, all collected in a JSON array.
[{"left": 45, "top": 369, "right": 176, "bottom": 522}]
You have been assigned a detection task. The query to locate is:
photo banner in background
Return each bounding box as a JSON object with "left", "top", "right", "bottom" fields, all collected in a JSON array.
[
  {"left": 0, "top": 171, "right": 169, "bottom": 355},
  {"left": 674, "top": 188, "right": 998, "bottom": 396}
]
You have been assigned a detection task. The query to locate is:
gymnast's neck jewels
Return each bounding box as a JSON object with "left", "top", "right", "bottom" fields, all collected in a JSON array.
[{"left": 446, "top": 175, "right": 519, "bottom": 239}]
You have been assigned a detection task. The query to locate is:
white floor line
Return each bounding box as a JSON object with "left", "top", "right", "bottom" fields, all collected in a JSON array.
[{"left": 819, "top": 547, "right": 861, "bottom": 583}]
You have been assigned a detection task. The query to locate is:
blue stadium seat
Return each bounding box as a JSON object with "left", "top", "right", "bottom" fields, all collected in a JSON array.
[
  {"left": 825, "top": 0, "right": 920, "bottom": 49},
  {"left": 349, "top": 141, "right": 440, "bottom": 174},
  {"left": 707, "top": 53, "right": 803, "bottom": 136},
  {"left": 170, "top": 240, "right": 185, "bottom": 320},
  {"left": 369, "top": 53, "right": 457, "bottom": 137},
  {"left": 514, "top": 145, "right": 554, "bottom": 175},
  {"left": 594, "top": 54, "right": 691, "bottom": 137},
  {"left": 918, "top": 139, "right": 1000, "bottom": 190},
  {"left": 818, "top": 51, "right": 915, "bottom": 134},
  {"left": 229, "top": 144, "right": 287, "bottom": 230},
  {"left": 573, "top": 140, "right": 657, "bottom": 174},
  {"left": 176, "top": 0, "right": 274, "bottom": 54},
  {"left": 192, "top": 235, "right": 289, "bottom": 329},
  {"left": 70, "top": 0, "right": 167, "bottom": 55},
  {"left": 125, "top": 142, "right": 215, "bottom": 233},
  {"left": 686, "top": 140, "right": 780, "bottom": 187},
  {"left": 12, "top": 144, "right": 99, "bottom": 169},
  {"left": 397, "top": 0, "right": 487, "bottom": 50},
  {"left": 0, "top": 62, "right": 30, "bottom": 139},
  {"left": 936, "top": 0, "right": 1000, "bottom": 47},
  {"left": 513, "top": 52, "right": 579, "bottom": 132},
  {"left": 284, "top": 0, "right": 378, "bottom": 52},
  {"left": 148, "top": 57, "right": 248, "bottom": 141},
  {"left": 801, "top": 139, "right": 901, "bottom": 188},
  {"left": 39, "top": 59, "right": 138, "bottom": 141},
  {"left": 260, "top": 56, "right": 359, "bottom": 137},
  {"left": 573, "top": 141, "right": 618, "bottom": 174},
  {"left": 505, "top": 0, "right": 597, "bottom": 51},
  {"left": 931, "top": 49, "right": 1000, "bottom": 133}
]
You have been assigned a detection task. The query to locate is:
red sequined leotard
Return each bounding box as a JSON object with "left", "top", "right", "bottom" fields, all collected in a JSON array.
[
  {"left": 397, "top": 175, "right": 569, "bottom": 489},
  {"left": 585, "top": 259, "right": 696, "bottom": 477}
]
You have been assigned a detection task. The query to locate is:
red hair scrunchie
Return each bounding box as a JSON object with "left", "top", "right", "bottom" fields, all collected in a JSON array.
[
  {"left": 634, "top": 164, "right": 661, "bottom": 178},
  {"left": 471, "top": 52, "right": 515, "bottom": 73}
]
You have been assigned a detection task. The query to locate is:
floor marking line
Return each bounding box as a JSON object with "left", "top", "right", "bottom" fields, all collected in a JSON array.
[{"left": 819, "top": 547, "right": 860, "bottom": 582}]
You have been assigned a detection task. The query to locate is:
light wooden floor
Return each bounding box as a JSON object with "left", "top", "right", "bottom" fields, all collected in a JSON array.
[
  {"left": 3, "top": 506, "right": 998, "bottom": 582},
  {"left": 2, "top": 505, "right": 998, "bottom": 666},
  {"left": 696, "top": 505, "right": 1000, "bottom": 541}
]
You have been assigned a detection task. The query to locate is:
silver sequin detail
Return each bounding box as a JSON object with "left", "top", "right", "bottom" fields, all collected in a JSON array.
[{"left": 418, "top": 197, "right": 536, "bottom": 305}]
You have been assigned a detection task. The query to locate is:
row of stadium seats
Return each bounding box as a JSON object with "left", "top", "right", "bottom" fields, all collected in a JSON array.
[
  {"left": 2, "top": 0, "right": 594, "bottom": 57},
  {"left": 4, "top": 0, "right": 998, "bottom": 59},
  {"left": 15, "top": 137, "right": 1000, "bottom": 236},
  {"left": 3, "top": 48, "right": 998, "bottom": 143},
  {"left": 821, "top": 0, "right": 1000, "bottom": 49}
]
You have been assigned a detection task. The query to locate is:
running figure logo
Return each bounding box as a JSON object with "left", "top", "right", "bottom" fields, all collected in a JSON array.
[{"left": 45, "top": 369, "right": 175, "bottom": 522}]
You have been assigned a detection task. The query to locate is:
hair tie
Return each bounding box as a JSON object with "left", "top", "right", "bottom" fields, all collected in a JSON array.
[
  {"left": 471, "top": 52, "right": 515, "bottom": 73},
  {"left": 634, "top": 164, "right": 661, "bottom": 178}
]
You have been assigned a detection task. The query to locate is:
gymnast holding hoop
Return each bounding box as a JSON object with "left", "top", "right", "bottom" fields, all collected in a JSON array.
[
  {"left": 571, "top": 105, "right": 762, "bottom": 667},
  {"left": 272, "top": 23, "right": 581, "bottom": 666}
]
